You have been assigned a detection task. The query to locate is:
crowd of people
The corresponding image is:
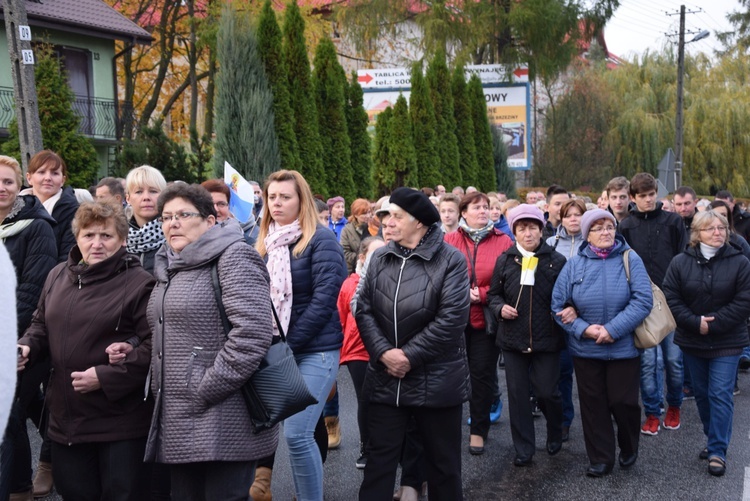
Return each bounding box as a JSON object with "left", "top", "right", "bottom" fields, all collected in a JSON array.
[{"left": 1, "top": 150, "right": 749, "bottom": 501}]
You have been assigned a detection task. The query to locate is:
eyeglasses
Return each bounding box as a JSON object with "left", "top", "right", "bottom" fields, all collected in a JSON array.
[
  {"left": 700, "top": 226, "right": 727, "bottom": 233},
  {"left": 214, "top": 201, "right": 228, "bottom": 208},
  {"left": 158, "top": 212, "right": 201, "bottom": 223},
  {"left": 589, "top": 226, "right": 616, "bottom": 234}
]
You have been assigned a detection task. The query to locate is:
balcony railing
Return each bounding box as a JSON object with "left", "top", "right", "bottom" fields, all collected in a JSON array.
[{"left": 0, "top": 86, "right": 135, "bottom": 141}]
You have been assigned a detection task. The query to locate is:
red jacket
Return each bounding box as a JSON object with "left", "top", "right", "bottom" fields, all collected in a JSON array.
[
  {"left": 445, "top": 228, "right": 513, "bottom": 330},
  {"left": 338, "top": 273, "right": 369, "bottom": 364}
]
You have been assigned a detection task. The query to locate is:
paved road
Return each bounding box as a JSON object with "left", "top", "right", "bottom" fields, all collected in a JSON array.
[{"left": 32, "top": 365, "right": 750, "bottom": 500}]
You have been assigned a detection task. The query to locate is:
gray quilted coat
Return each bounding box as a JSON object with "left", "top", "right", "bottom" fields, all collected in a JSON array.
[{"left": 144, "top": 219, "right": 278, "bottom": 463}]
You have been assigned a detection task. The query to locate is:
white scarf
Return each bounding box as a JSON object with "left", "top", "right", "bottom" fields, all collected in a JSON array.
[
  {"left": 19, "top": 187, "right": 61, "bottom": 215},
  {"left": 264, "top": 220, "right": 302, "bottom": 337},
  {"left": 699, "top": 242, "right": 719, "bottom": 260}
]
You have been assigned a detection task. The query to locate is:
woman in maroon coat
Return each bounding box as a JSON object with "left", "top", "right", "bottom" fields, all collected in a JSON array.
[
  {"left": 17, "top": 202, "right": 155, "bottom": 501},
  {"left": 445, "top": 192, "right": 512, "bottom": 455}
]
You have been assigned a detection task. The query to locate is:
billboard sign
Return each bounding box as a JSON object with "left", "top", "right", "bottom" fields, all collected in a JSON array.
[{"left": 358, "top": 65, "right": 532, "bottom": 171}]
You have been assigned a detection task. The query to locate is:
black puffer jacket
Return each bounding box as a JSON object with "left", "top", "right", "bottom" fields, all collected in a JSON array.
[
  {"left": 356, "top": 226, "right": 471, "bottom": 408},
  {"left": 662, "top": 244, "right": 750, "bottom": 352},
  {"left": 618, "top": 202, "right": 687, "bottom": 286},
  {"left": 51, "top": 186, "right": 79, "bottom": 263},
  {"left": 2, "top": 195, "right": 57, "bottom": 336},
  {"left": 487, "top": 242, "right": 567, "bottom": 353}
]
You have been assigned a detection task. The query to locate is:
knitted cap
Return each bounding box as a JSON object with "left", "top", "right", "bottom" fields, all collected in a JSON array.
[
  {"left": 507, "top": 204, "right": 545, "bottom": 233},
  {"left": 327, "top": 196, "right": 344, "bottom": 210},
  {"left": 388, "top": 187, "right": 440, "bottom": 226},
  {"left": 580, "top": 209, "right": 616, "bottom": 240}
]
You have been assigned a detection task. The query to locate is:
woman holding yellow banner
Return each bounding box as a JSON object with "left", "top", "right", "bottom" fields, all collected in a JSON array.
[
  {"left": 551, "top": 209, "right": 652, "bottom": 478},
  {"left": 486, "top": 204, "right": 567, "bottom": 467}
]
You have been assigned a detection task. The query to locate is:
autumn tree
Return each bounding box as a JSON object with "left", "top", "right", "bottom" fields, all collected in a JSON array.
[
  {"left": 426, "top": 50, "right": 461, "bottom": 188},
  {"left": 452, "top": 64, "right": 479, "bottom": 189},
  {"left": 284, "top": 1, "right": 325, "bottom": 195},
  {"left": 213, "top": 6, "right": 280, "bottom": 180},
  {"left": 372, "top": 107, "right": 393, "bottom": 197},
  {"left": 409, "top": 61, "right": 441, "bottom": 189},
  {"left": 2, "top": 44, "right": 98, "bottom": 188},
  {"left": 313, "top": 38, "right": 355, "bottom": 202},
  {"left": 258, "top": 0, "right": 300, "bottom": 171},
  {"left": 468, "top": 74, "right": 496, "bottom": 193},
  {"left": 346, "top": 73, "right": 374, "bottom": 199}
]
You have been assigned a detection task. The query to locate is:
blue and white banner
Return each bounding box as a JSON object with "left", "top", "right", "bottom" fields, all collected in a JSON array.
[{"left": 224, "top": 161, "right": 255, "bottom": 223}]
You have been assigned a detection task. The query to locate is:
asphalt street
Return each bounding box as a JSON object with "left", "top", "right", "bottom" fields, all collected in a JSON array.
[{"left": 31, "top": 364, "right": 750, "bottom": 500}]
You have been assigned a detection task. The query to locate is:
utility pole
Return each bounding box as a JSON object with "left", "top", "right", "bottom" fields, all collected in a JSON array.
[
  {"left": 669, "top": 5, "right": 708, "bottom": 189},
  {"left": 3, "top": 0, "right": 43, "bottom": 174},
  {"left": 674, "top": 5, "right": 686, "bottom": 189}
]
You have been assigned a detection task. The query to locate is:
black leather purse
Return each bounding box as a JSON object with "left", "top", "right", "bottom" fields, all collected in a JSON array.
[{"left": 211, "top": 262, "right": 317, "bottom": 434}]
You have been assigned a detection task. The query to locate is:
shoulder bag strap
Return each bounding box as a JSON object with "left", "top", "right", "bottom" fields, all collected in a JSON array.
[
  {"left": 210, "top": 259, "right": 286, "bottom": 342},
  {"left": 622, "top": 249, "right": 631, "bottom": 282}
]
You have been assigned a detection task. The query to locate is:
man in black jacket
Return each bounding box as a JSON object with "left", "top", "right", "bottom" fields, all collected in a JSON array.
[
  {"left": 619, "top": 173, "right": 688, "bottom": 437},
  {"left": 356, "top": 187, "right": 470, "bottom": 501}
]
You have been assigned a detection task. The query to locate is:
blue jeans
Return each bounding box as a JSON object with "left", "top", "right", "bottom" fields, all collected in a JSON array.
[
  {"left": 683, "top": 353, "right": 740, "bottom": 461},
  {"left": 284, "top": 350, "right": 339, "bottom": 501},
  {"left": 559, "top": 348, "right": 574, "bottom": 427},
  {"left": 640, "top": 332, "right": 683, "bottom": 417}
]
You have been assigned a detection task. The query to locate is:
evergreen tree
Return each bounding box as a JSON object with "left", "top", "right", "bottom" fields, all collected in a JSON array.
[
  {"left": 387, "top": 95, "right": 418, "bottom": 191},
  {"left": 372, "top": 107, "right": 393, "bottom": 197},
  {"left": 257, "top": 0, "right": 300, "bottom": 171},
  {"left": 214, "top": 6, "right": 280, "bottom": 180},
  {"left": 426, "top": 50, "right": 461, "bottom": 189},
  {"left": 114, "top": 119, "right": 194, "bottom": 182},
  {"left": 409, "top": 61, "right": 441, "bottom": 189},
  {"left": 283, "top": 1, "right": 325, "bottom": 195},
  {"left": 2, "top": 44, "right": 99, "bottom": 188},
  {"left": 346, "top": 72, "right": 373, "bottom": 199},
  {"left": 313, "top": 37, "right": 354, "bottom": 202},
  {"left": 468, "top": 74, "right": 496, "bottom": 193},
  {"left": 491, "top": 125, "right": 516, "bottom": 198},
  {"left": 451, "top": 65, "right": 478, "bottom": 189}
]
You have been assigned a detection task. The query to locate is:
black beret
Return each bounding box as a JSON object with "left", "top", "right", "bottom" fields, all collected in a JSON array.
[{"left": 388, "top": 187, "right": 441, "bottom": 226}]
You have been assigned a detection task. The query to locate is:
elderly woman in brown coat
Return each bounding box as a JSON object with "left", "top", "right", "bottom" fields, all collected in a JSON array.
[
  {"left": 17, "top": 202, "right": 155, "bottom": 501},
  {"left": 145, "top": 184, "right": 277, "bottom": 501}
]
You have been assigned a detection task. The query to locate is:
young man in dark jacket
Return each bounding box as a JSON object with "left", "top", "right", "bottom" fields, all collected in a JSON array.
[
  {"left": 356, "top": 187, "right": 470, "bottom": 501},
  {"left": 619, "top": 173, "right": 688, "bottom": 436}
]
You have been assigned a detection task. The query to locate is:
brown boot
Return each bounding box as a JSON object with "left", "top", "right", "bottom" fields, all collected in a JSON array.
[
  {"left": 325, "top": 416, "right": 341, "bottom": 449},
  {"left": 9, "top": 490, "right": 33, "bottom": 501},
  {"left": 249, "top": 466, "right": 272, "bottom": 501},
  {"left": 32, "top": 461, "right": 54, "bottom": 498}
]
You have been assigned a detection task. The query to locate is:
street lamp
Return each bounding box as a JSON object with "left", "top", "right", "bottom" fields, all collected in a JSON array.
[{"left": 674, "top": 3, "right": 711, "bottom": 188}]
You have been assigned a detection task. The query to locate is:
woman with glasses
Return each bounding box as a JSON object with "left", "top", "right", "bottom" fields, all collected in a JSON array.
[
  {"left": 546, "top": 198, "right": 588, "bottom": 443},
  {"left": 144, "top": 184, "right": 277, "bottom": 500},
  {"left": 552, "top": 209, "right": 652, "bottom": 477},
  {"left": 125, "top": 166, "right": 167, "bottom": 274},
  {"left": 662, "top": 210, "right": 750, "bottom": 477},
  {"left": 202, "top": 179, "right": 260, "bottom": 246}
]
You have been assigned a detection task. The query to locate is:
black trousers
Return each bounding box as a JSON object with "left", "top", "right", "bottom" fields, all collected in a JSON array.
[
  {"left": 573, "top": 356, "right": 641, "bottom": 467},
  {"left": 346, "top": 360, "right": 370, "bottom": 448},
  {"left": 51, "top": 438, "right": 149, "bottom": 501},
  {"left": 170, "top": 460, "right": 255, "bottom": 501},
  {"left": 503, "top": 350, "right": 563, "bottom": 459},
  {"left": 466, "top": 326, "right": 501, "bottom": 439},
  {"left": 359, "top": 403, "right": 463, "bottom": 501}
]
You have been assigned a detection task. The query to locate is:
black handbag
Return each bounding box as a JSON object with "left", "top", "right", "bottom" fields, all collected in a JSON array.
[{"left": 211, "top": 262, "right": 317, "bottom": 434}]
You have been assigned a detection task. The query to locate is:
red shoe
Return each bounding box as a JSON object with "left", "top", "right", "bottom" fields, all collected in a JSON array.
[
  {"left": 641, "top": 415, "right": 660, "bottom": 435},
  {"left": 663, "top": 406, "right": 681, "bottom": 430}
]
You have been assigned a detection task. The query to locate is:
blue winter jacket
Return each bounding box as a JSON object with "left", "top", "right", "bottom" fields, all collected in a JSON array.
[
  {"left": 287, "top": 224, "right": 348, "bottom": 354},
  {"left": 493, "top": 215, "right": 515, "bottom": 242},
  {"left": 551, "top": 235, "right": 652, "bottom": 360}
]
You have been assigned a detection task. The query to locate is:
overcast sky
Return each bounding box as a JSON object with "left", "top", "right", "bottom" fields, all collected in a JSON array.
[{"left": 604, "top": 0, "right": 739, "bottom": 60}]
